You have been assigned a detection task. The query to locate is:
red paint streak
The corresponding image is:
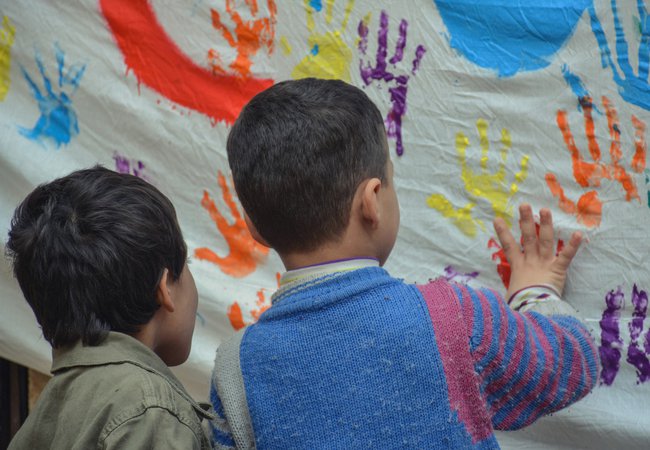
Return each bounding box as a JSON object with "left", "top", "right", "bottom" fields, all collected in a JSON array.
[{"left": 99, "top": 0, "right": 273, "bottom": 124}]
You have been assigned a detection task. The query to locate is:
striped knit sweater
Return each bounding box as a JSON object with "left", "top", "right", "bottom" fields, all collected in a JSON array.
[{"left": 209, "top": 266, "right": 599, "bottom": 449}]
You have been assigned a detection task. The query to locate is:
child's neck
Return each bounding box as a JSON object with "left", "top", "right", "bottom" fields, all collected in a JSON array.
[{"left": 280, "top": 243, "right": 380, "bottom": 271}]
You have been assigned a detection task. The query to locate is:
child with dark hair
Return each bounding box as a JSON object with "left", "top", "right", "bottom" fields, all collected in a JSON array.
[
  {"left": 7, "top": 166, "right": 213, "bottom": 449},
  {"left": 209, "top": 78, "right": 600, "bottom": 449}
]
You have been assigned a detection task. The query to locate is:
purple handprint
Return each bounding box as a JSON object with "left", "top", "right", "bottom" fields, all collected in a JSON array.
[
  {"left": 358, "top": 11, "right": 425, "bottom": 157},
  {"left": 627, "top": 284, "right": 650, "bottom": 383},
  {"left": 113, "top": 152, "right": 148, "bottom": 180},
  {"left": 443, "top": 265, "right": 479, "bottom": 284},
  {"left": 599, "top": 286, "right": 624, "bottom": 385},
  {"left": 599, "top": 284, "right": 650, "bottom": 386}
]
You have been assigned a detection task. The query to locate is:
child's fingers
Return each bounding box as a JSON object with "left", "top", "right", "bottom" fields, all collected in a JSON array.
[
  {"left": 519, "top": 204, "right": 537, "bottom": 256},
  {"left": 555, "top": 231, "right": 582, "bottom": 272},
  {"left": 538, "top": 208, "right": 554, "bottom": 259},
  {"left": 494, "top": 217, "right": 521, "bottom": 266}
]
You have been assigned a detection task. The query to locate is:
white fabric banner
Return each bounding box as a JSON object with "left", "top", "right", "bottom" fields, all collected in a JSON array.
[{"left": 1, "top": 1, "right": 649, "bottom": 448}]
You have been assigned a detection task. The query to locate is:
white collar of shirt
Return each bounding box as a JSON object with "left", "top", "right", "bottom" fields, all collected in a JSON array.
[{"left": 279, "top": 257, "right": 380, "bottom": 287}]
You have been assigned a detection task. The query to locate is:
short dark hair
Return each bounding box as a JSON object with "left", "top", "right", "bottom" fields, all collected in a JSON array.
[
  {"left": 227, "top": 78, "right": 387, "bottom": 254},
  {"left": 6, "top": 166, "right": 187, "bottom": 348}
]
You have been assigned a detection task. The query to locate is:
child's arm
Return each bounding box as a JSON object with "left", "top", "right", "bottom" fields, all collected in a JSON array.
[
  {"left": 209, "top": 329, "right": 255, "bottom": 449},
  {"left": 209, "top": 384, "right": 238, "bottom": 449},
  {"left": 454, "top": 204, "right": 598, "bottom": 429},
  {"left": 453, "top": 283, "right": 599, "bottom": 430},
  {"left": 102, "top": 407, "right": 204, "bottom": 448}
]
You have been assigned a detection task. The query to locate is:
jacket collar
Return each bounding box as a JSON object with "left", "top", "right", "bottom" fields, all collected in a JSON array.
[{"left": 51, "top": 331, "right": 214, "bottom": 420}]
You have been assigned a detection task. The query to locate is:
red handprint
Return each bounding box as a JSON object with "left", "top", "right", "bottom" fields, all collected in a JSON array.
[
  {"left": 209, "top": 0, "right": 277, "bottom": 78},
  {"left": 195, "top": 171, "right": 269, "bottom": 278},
  {"left": 545, "top": 96, "right": 646, "bottom": 227}
]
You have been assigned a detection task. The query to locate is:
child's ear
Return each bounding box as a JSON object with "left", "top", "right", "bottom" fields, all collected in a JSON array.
[
  {"left": 156, "top": 268, "right": 176, "bottom": 313},
  {"left": 244, "top": 213, "right": 270, "bottom": 248},
  {"left": 360, "top": 178, "right": 382, "bottom": 228}
]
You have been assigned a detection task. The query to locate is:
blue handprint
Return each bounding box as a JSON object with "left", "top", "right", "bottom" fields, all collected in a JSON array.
[
  {"left": 19, "top": 45, "right": 86, "bottom": 148},
  {"left": 434, "top": 0, "right": 590, "bottom": 78},
  {"left": 589, "top": 0, "right": 650, "bottom": 111}
]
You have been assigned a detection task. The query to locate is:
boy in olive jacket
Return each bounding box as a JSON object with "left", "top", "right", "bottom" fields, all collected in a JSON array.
[{"left": 7, "top": 167, "right": 213, "bottom": 449}]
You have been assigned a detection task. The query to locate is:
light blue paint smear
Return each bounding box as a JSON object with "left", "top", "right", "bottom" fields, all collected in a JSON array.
[
  {"left": 310, "top": 44, "right": 319, "bottom": 56},
  {"left": 19, "top": 45, "right": 86, "bottom": 148},
  {"left": 561, "top": 65, "right": 600, "bottom": 112},
  {"left": 562, "top": 65, "right": 590, "bottom": 99},
  {"left": 589, "top": 0, "right": 650, "bottom": 111},
  {"left": 309, "top": 0, "right": 322, "bottom": 12},
  {"left": 435, "top": 0, "right": 591, "bottom": 77}
]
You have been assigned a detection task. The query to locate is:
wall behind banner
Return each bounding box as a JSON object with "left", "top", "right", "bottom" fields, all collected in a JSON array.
[{"left": 1, "top": 1, "right": 649, "bottom": 448}]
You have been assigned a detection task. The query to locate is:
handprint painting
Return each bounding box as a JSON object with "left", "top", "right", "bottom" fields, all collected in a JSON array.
[
  {"left": 289, "top": 0, "right": 355, "bottom": 80},
  {"left": 195, "top": 171, "right": 269, "bottom": 278},
  {"left": 3, "top": 2, "right": 650, "bottom": 449},
  {"left": 358, "top": 10, "right": 425, "bottom": 156},
  {"left": 546, "top": 95, "right": 646, "bottom": 227},
  {"left": 19, "top": 45, "right": 86, "bottom": 148},
  {"left": 427, "top": 119, "right": 529, "bottom": 237}
]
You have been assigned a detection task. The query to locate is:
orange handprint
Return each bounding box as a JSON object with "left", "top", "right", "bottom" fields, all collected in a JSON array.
[
  {"left": 546, "top": 96, "right": 646, "bottom": 227},
  {"left": 195, "top": 171, "right": 269, "bottom": 277},
  {"left": 208, "top": 0, "right": 277, "bottom": 78},
  {"left": 227, "top": 272, "right": 280, "bottom": 330}
]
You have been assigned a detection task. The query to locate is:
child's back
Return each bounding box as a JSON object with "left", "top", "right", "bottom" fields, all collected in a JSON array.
[
  {"left": 13, "top": 333, "right": 210, "bottom": 449},
  {"left": 7, "top": 167, "right": 212, "bottom": 449},
  {"left": 210, "top": 79, "right": 599, "bottom": 449}
]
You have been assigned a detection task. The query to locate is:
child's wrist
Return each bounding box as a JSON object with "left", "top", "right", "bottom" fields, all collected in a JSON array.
[{"left": 507, "top": 284, "right": 562, "bottom": 312}]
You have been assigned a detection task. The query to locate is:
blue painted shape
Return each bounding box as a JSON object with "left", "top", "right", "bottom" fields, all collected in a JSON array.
[
  {"left": 309, "top": 0, "right": 322, "bottom": 12},
  {"left": 435, "top": 0, "right": 591, "bottom": 77},
  {"left": 19, "top": 45, "right": 86, "bottom": 148},
  {"left": 561, "top": 65, "right": 600, "bottom": 112},
  {"left": 310, "top": 44, "right": 319, "bottom": 56},
  {"left": 589, "top": 0, "right": 650, "bottom": 111},
  {"left": 562, "top": 65, "right": 590, "bottom": 99}
]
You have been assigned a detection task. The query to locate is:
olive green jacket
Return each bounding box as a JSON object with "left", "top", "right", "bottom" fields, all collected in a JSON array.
[{"left": 9, "top": 332, "right": 214, "bottom": 450}]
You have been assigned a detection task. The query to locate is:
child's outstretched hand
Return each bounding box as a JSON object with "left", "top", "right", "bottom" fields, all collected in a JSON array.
[{"left": 493, "top": 204, "right": 582, "bottom": 300}]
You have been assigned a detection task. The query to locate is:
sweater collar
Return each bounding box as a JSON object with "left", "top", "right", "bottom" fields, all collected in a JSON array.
[{"left": 280, "top": 257, "right": 380, "bottom": 287}]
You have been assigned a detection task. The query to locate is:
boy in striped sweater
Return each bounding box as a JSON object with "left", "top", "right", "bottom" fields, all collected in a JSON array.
[{"left": 210, "top": 78, "right": 599, "bottom": 449}]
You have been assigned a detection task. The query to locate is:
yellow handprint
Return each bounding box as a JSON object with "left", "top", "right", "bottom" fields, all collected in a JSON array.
[
  {"left": 0, "top": 16, "right": 16, "bottom": 101},
  {"left": 290, "top": 0, "right": 355, "bottom": 81},
  {"left": 427, "top": 119, "right": 529, "bottom": 237}
]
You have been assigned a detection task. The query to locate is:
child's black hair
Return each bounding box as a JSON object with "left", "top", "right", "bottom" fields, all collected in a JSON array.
[
  {"left": 6, "top": 166, "right": 187, "bottom": 348},
  {"left": 227, "top": 78, "right": 387, "bottom": 254}
]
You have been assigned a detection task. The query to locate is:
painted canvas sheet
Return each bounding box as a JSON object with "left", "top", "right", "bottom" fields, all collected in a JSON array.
[{"left": 1, "top": 1, "right": 649, "bottom": 448}]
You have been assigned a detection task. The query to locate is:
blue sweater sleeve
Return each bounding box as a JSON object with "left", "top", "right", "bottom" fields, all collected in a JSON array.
[
  {"left": 208, "top": 383, "right": 236, "bottom": 450},
  {"left": 452, "top": 283, "right": 600, "bottom": 430}
]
